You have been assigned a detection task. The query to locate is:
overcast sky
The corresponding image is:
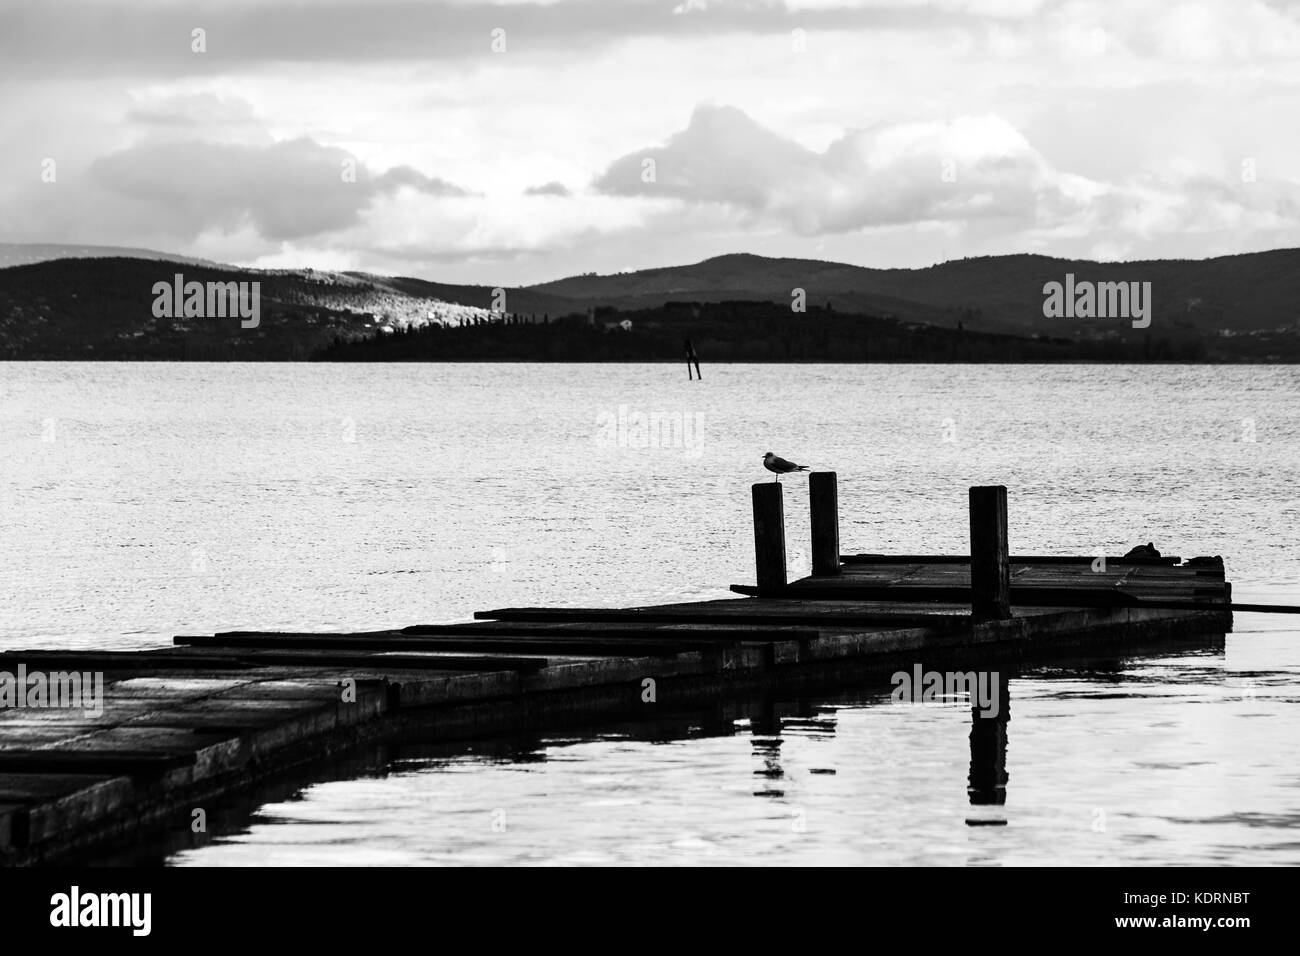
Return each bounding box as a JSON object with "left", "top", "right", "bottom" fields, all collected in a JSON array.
[{"left": 2, "top": 0, "right": 1298, "bottom": 284}]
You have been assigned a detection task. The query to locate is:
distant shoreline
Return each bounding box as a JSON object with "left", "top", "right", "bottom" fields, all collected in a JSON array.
[
  {"left": 4, "top": 254, "right": 1298, "bottom": 362},
  {"left": 5, "top": 357, "right": 1299, "bottom": 365}
]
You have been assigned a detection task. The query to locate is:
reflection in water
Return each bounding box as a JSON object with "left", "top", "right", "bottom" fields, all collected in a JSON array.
[
  {"left": 745, "top": 674, "right": 1016, "bottom": 825},
  {"left": 750, "top": 698, "right": 785, "bottom": 793},
  {"left": 747, "top": 697, "right": 845, "bottom": 796},
  {"left": 152, "top": 631, "right": 1300, "bottom": 867},
  {"left": 967, "top": 673, "right": 1012, "bottom": 826}
]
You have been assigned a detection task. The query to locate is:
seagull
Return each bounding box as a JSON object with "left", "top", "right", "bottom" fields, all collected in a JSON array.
[{"left": 763, "top": 451, "right": 810, "bottom": 482}]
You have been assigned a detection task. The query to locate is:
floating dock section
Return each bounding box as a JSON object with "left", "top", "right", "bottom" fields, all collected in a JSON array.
[{"left": 0, "top": 478, "right": 1231, "bottom": 863}]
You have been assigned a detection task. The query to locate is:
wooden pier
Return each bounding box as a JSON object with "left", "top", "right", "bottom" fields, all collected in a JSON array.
[{"left": 0, "top": 477, "right": 1232, "bottom": 864}]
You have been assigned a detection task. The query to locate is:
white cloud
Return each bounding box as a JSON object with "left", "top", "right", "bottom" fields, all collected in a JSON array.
[
  {"left": 87, "top": 137, "right": 465, "bottom": 242},
  {"left": 596, "top": 105, "right": 1093, "bottom": 234},
  {"left": 2, "top": 0, "right": 1299, "bottom": 281}
]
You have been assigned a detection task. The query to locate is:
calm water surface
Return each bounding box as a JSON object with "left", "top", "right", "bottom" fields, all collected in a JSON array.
[{"left": 1, "top": 363, "right": 1297, "bottom": 865}]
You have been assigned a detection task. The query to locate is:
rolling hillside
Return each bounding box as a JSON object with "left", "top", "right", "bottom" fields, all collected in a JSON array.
[
  {"left": 0, "top": 242, "right": 220, "bottom": 270},
  {"left": 531, "top": 250, "right": 1300, "bottom": 338},
  {"left": 0, "top": 258, "right": 522, "bottom": 359},
  {"left": 1, "top": 247, "right": 1297, "bottom": 360}
]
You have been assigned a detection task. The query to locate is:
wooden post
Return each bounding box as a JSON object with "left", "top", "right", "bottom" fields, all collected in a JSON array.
[
  {"left": 752, "top": 483, "right": 786, "bottom": 594},
  {"left": 969, "top": 485, "right": 1010, "bottom": 621},
  {"left": 809, "top": 471, "right": 840, "bottom": 576}
]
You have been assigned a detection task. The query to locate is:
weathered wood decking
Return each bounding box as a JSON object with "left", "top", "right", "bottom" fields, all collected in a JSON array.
[{"left": 0, "top": 479, "right": 1233, "bottom": 865}]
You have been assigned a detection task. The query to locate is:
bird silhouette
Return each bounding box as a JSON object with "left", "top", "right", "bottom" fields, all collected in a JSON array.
[{"left": 763, "top": 452, "right": 810, "bottom": 482}]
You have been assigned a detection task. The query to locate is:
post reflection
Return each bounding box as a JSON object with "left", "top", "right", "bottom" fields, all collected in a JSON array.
[
  {"left": 749, "top": 697, "right": 786, "bottom": 794},
  {"left": 967, "top": 672, "right": 1011, "bottom": 826}
]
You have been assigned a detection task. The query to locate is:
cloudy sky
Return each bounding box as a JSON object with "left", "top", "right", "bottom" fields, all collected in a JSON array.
[{"left": 2, "top": 0, "right": 1299, "bottom": 284}]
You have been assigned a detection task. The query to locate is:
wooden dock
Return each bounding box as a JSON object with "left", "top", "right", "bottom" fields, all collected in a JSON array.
[{"left": 0, "top": 478, "right": 1232, "bottom": 864}]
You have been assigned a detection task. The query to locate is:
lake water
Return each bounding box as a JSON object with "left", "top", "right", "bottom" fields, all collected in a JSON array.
[{"left": 2, "top": 362, "right": 1298, "bottom": 865}]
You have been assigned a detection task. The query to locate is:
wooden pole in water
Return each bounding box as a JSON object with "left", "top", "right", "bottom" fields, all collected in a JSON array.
[
  {"left": 809, "top": 471, "right": 841, "bottom": 577},
  {"left": 752, "top": 482, "right": 787, "bottom": 595},
  {"left": 969, "top": 485, "right": 1011, "bottom": 621}
]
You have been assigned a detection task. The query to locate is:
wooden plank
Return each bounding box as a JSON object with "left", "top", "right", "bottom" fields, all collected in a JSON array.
[
  {"left": 0, "top": 651, "right": 252, "bottom": 671},
  {"left": 835, "top": 562, "right": 1213, "bottom": 579},
  {"left": 0, "top": 750, "right": 196, "bottom": 774},
  {"left": 400, "top": 621, "right": 820, "bottom": 638},
  {"left": 840, "top": 553, "right": 1184, "bottom": 566},
  {"left": 0, "top": 721, "right": 106, "bottom": 734},
  {"left": 201, "top": 680, "right": 347, "bottom": 700},
  {"left": 178, "top": 633, "right": 727, "bottom": 657},
  {"left": 793, "top": 562, "right": 1223, "bottom": 592},
  {"left": 181, "top": 646, "right": 551, "bottom": 671},
  {"left": 474, "top": 605, "right": 965, "bottom": 628},
  {"left": 99, "top": 677, "right": 257, "bottom": 695},
  {"left": 746, "top": 583, "right": 1150, "bottom": 606},
  {"left": 211, "top": 628, "right": 407, "bottom": 640},
  {"left": 822, "top": 569, "right": 1222, "bottom": 593},
  {"left": 732, "top": 583, "right": 1243, "bottom": 614},
  {"left": 193, "top": 626, "right": 758, "bottom": 643},
  {"left": 44, "top": 727, "right": 251, "bottom": 782},
  {"left": 118, "top": 708, "right": 331, "bottom": 731},
  {"left": 183, "top": 621, "right": 840, "bottom": 649},
  {"left": 784, "top": 577, "right": 1223, "bottom": 599},
  {"left": 739, "top": 583, "right": 1142, "bottom": 606}
]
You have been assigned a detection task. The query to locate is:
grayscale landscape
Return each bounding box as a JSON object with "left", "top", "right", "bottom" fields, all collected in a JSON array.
[{"left": 0, "top": 0, "right": 1295, "bottom": 923}]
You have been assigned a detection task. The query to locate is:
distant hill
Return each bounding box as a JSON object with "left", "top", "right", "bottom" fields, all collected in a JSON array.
[
  {"left": 2, "top": 249, "right": 1298, "bottom": 360},
  {"left": 0, "top": 243, "right": 221, "bottom": 270},
  {"left": 530, "top": 250, "right": 1300, "bottom": 338},
  {"left": 0, "top": 258, "right": 530, "bottom": 359}
]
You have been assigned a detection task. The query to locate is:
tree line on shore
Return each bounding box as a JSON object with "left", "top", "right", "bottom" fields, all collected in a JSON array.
[{"left": 314, "top": 300, "right": 1216, "bottom": 362}]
